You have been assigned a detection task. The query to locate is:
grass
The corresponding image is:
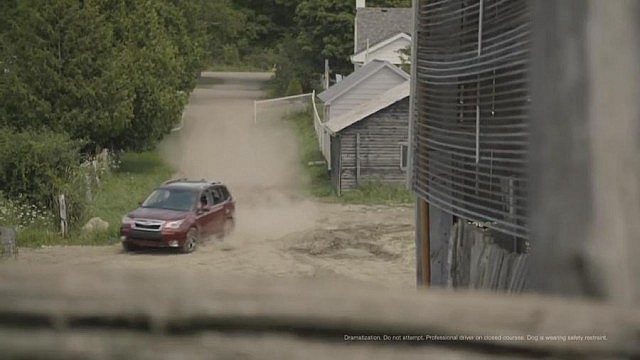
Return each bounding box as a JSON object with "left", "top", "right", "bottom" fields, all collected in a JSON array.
[
  {"left": 16, "top": 150, "right": 173, "bottom": 248},
  {"left": 286, "top": 110, "right": 414, "bottom": 205},
  {"left": 286, "top": 110, "right": 334, "bottom": 198}
]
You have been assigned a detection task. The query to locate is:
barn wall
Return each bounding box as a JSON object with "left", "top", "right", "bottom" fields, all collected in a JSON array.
[{"left": 338, "top": 98, "right": 410, "bottom": 191}]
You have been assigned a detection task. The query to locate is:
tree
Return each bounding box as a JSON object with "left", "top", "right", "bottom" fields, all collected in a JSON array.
[
  {"left": 101, "top": 0, "right": 188, "bottom": 151},
  {"left": 0, "top": 0, "right": 133, "bottom": 152},
  {"left": 294, "top": 0, "right": 355, "bottom": 78}
]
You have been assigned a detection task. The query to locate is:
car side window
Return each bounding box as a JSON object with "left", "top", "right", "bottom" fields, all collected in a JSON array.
[
  {"left": 211, "top": 187, "right": 223, "bottom": 205},
  {"left": 200, "top": 190, "right": 213, "bottom": 207},
  {"left": 220, "top": 186, "right": 230, "bottom": 201}
]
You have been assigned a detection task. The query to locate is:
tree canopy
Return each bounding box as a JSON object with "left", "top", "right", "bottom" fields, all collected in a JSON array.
[{"left": 0, "top": 0, "right": 411, "bottom": 209}]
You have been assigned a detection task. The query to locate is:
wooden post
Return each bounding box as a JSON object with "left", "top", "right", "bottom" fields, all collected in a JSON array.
[
  {"left": 324, "top": 59, "right": 330, "bottom": 89},
  {"left": 58, "top": 194, "right": 67, "bottom": 238},
  {"left": 419, "top": 197, "right": 431, "bottom": 286},
  {"left": 356, "top": 133, "right": 361, "bottom": 185}
]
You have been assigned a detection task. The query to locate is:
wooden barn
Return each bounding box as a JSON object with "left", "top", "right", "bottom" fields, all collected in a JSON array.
[{"left": 325, "top": 81, "right": 409, "bottom": 193}]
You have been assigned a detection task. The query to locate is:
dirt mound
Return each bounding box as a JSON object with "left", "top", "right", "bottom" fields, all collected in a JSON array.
[{"left": 286, "top": 224, "right": 413, "bottom": 261}]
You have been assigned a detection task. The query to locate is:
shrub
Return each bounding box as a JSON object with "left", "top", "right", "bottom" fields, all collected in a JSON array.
[
  {"left": 0, "top": 127, "right": 87, "bottom": 226},
  {"left": 285, "top": 77, "right": 304, "bottom": 96}
]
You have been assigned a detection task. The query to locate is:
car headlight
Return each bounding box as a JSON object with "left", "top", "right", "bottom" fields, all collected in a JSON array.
[
  {"left": 122, "top": 216, "right": 134, "bottom": 225},
  {"left": 164, "top": 219, "right": 184, "bottom": 229}
]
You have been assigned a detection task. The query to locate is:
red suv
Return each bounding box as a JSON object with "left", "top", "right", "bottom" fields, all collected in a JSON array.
[{"left": 120, "top": 178, "right": 235, "bottom": 253}]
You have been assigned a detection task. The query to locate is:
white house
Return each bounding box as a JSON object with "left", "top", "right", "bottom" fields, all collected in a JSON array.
[
  {"left": 317, "top": 59, "right": 410, "bottom": 123},
  {"left": 353, "top": 1, "right": 412, "bottom": 68}
]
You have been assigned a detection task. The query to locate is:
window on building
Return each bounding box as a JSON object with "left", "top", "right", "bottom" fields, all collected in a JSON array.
[{"left": 400, "top": 143, "right": 408, "bottom": 170}]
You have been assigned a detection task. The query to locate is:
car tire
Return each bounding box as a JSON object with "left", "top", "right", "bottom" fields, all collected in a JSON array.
[
  {"left": 218, "top": 218, "right": 235, "bottom": 240},
  {"left": 180, "top": 228, "right": 198, "bottom": 254},
  {"left": 122, "top": 241, "right": 138, "bottom": 252}
]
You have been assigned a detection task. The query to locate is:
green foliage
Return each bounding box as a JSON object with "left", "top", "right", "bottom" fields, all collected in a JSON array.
[
  {"left": 0, "top": 0, "right": 134, "bottom": 151},
  {"left": 0, "top": 128, "right": 87, "bottom": 224},
  {"left": 0, "top": 0, "right": 244, "bottom": 240},
  {"left": 222, "top": 45, "right": 241, "bottom": 65},
  {"left": 294, "top": 0, "right": 355, "bottom": 75},
  {"left": 0, "top": 0, "right": 210, "bottom": 153},
  {"left": 398, "top": 45, "right": 411, "bottom": 73},
  {"left": 285, "top": 109, "right": 334, "bottom": 197},
  {"left": 239, "top": 0, "right": 412, "bottom": 96},
  {"left": 15, "top": 149, "right": 174, "bottom": 248},
  {"left": 285, "top": 77, "right": 304, "bottom": 96}
]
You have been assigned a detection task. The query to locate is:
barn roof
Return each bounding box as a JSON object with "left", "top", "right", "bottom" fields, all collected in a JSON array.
[
  {"left": 317, "top": 59, "right": 409, "bottom": 104},
  {"left": 355, "top": 7, "right": 413, "bottom": 54},
  {"left": 325, "top": 80, "right": 410, "bottom": 134}
]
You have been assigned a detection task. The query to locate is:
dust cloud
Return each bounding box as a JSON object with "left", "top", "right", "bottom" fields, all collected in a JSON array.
[{"left": 159, "top": 72, "right": 319, "bottom": 241}]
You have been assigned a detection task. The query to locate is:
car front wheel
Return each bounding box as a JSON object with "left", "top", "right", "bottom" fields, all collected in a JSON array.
[
  {"left": 122, "top": 241, "right": 138, "bottom": 252},
  {"left": 180, "top": 228, "right": 198, "bottom": 254}
]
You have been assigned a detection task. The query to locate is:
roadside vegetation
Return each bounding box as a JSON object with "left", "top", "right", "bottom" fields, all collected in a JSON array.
[
  {"left": 0, "top": 0, "right": 411, "bottom": 247},
  {"left": 10, "top": 151, "right": 173, "bottom": 248},
  {"left": 286, "top": 110, "right": 413, "bottom": 205},
  {"left": 0, "top": 0, "right": 209, "bottom": 247}
]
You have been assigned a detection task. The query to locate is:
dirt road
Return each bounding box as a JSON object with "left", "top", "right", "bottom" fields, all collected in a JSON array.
[{"left": 15, "top": 72, "right": 417, "bottom": 289}]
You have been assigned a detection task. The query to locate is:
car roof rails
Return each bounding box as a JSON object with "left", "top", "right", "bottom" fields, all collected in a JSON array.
[{"left": 162, "top": 177, "right": 188, "bottom": 185}]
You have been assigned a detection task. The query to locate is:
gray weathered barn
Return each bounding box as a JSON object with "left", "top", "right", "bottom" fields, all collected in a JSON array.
[{"left": 325, "top": 82, "right": 409, "bottom": 193}]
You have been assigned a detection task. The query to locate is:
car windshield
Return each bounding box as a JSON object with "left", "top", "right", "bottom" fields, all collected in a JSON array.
[{"left": 141, "top": 188, "right": 197, "bottom": 211}]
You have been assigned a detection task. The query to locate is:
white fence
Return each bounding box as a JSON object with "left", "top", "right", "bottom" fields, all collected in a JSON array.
[
  {"left": 253, "top": 92, "right": 331, "bottom": 170},
  {"left": 311, "top": 90, "right": 331, "bottom": 170},
  {"left": 253, "top": 93, "right": 313, "bottom": 125}
]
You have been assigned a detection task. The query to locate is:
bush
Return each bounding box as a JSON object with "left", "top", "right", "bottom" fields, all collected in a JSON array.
[
  {"left": 0, "top": 127, "right": 87, "bottom": 226},
  {"left": 285, "top": 77, "right": 304, "bottom": 96}
]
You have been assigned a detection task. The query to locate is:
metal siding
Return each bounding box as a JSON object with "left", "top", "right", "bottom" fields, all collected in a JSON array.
[{"left": 413, "top": 0, "right": 531, "bottom": 239}]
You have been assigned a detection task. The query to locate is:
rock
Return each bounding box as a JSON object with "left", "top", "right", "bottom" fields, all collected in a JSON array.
[{"left": 82, "top": 217, "right": 109, "bottom": 232}]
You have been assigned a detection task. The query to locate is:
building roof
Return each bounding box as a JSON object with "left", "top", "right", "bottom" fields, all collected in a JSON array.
[
  {"left": 325, "top": 80, "right": 410, "bottom": 134},
  {"left": 356, "top": 7, "right": 412, "bottom": 54},
  {"left": 317, "top": 59, "right": 409, "bottom": 104},
  {"left": 351, "top": 32, "right": 412, "bottom": 65}
]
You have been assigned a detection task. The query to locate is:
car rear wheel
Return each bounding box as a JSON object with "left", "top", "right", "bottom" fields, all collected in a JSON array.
[{"left": 180, "top": 229, "right": 198, "bottom": 254}]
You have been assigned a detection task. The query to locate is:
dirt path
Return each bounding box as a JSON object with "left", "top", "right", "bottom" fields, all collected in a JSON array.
[{"left": 15, "top": 72, "right": 417, "bottom": 289}]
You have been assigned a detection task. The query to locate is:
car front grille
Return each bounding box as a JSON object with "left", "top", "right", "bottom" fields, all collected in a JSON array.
[
  {"left": 129, "top": 229, "right": 163, "bottom": 241},
  {"left": 132, "top": 219, "right": 164, "bottom": 232}
]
